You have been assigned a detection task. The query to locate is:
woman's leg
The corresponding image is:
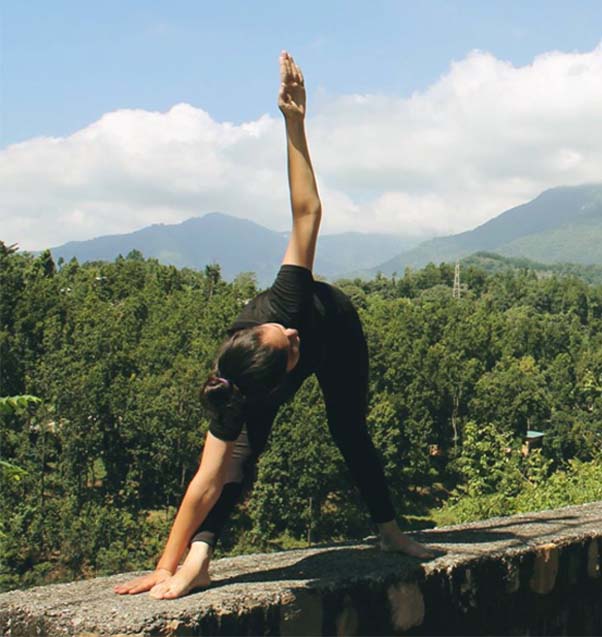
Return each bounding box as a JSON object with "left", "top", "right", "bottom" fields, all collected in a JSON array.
[
  {"left": 316, "top": 301, "right": 434, "bottom": 558},
  {"left": 316, "top": 309, "right": 396, "bottom": 525}
]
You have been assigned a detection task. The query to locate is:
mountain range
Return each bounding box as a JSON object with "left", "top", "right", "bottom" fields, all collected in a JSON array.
[
  {"left": 369, "top": 183, "right": 602, "bottom": 277},
  {"left": 45, "top": 213, "right": 417, "bottom": 286},
  {"left": 40, "top": 183, "right": 602, "bottom": 284}
]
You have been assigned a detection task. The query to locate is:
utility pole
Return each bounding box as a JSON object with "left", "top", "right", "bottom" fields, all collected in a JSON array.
[{"left": 453, "top": 260, "right": 461, "bottom": 298}]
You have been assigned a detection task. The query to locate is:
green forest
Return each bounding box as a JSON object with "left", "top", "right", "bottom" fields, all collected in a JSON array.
[{"left": 1, "top": 241, "right": 602, "bottom": 592}]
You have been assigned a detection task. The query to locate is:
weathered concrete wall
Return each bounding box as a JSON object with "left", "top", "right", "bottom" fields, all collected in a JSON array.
[{"left": 1, "top": 501, "right": 602, "bottom": 636}]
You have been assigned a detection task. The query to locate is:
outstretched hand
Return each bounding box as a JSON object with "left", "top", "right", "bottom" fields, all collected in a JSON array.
[{"left": 278, "top": 51, "right": 306, "bottom": 120}]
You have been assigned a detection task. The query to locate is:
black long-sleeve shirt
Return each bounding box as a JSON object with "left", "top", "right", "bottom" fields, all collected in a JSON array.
[{"left": 209, "top": 265, "right": 350, "bottom": 441}]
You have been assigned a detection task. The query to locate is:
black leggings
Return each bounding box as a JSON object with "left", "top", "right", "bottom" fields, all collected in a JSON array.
[{"left": 191, "top": 287, "right": 396, "bottom": 548}]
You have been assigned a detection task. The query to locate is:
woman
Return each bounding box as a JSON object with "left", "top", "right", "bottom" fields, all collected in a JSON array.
[{"left": 115, "top": 51, "right": 433, "bottom": 600}]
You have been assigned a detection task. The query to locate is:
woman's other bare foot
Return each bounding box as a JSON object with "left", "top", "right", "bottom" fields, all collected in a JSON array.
[
  {"left": 379, "top": 533, "right": 435, "bottom": 559},
  {"left": 377, "top": 520, "right": 435, "bottom": 559},
  {"left": 149, "top": 541, "right": 213, "bottom": 600}
]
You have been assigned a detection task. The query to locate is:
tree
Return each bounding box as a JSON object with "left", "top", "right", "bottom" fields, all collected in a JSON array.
[{"left": 469, "top": 356, "right": 551, "bottom": 437}]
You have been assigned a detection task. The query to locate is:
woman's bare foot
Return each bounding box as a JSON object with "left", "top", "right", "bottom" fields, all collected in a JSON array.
[
  {"left": 379, "top": 533, "right": 435, "bottom": 559},
  {"left": 377, "top": 520, "right": 435, "bottom": 559},
  {"left": 149, "top": 541, "right": 213, "bottom": 600}
]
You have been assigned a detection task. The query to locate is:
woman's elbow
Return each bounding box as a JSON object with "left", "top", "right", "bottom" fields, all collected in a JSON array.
[
  {"left": 188, "top": 474, "right": 224, "bottom": 502},
  {"left": 205, "top": 480, "right": 224, "bottom": 501},
  {"left": 294, "top": 202, "right": 322, "bottom": 219}
]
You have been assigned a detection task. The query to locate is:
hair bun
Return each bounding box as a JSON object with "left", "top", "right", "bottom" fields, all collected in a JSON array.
[
  {"left": 200, "top": 373, "right": 247, "bottom": 441},
  {"left": 201, "top": 374, "right": 246, "bottom": 414}
]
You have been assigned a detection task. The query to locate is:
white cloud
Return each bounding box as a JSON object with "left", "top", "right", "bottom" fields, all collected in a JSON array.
[{"left": 2, "top": 44, "right": 602, "bottom": 250}]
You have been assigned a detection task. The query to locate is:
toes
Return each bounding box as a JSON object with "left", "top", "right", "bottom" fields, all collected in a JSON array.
[
  {"left": 162, "top": 589, "right": 179, "bottom": 599},
  {"left": 149, "top": 584, "right": 167, "bottom": 599},
  {"left": 380, "top": 536, "right": 435, "bottom": 559},
  {"left": 407, "top": 543, "right": 432, "bottom": 558},
  {"left": 150, "top": 580, "right": 190, "bottom": 600},
  {"left": 154, "top": 584, "right": 186, "bottom": 600}
]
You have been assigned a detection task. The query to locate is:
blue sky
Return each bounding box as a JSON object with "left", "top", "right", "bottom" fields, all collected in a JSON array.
[
  {"left": 2, "top": 1, "right": 602, "bottom": 249},
  {"left": 3, "top": 1, "right": 602, "bottom": 146}
]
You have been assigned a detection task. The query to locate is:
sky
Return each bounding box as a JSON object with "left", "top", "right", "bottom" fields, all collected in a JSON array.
[{"left": 2, "top": 1, "right": 602, "bottom": 250}]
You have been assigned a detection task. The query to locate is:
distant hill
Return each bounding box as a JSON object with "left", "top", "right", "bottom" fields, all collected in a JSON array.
[
  {"left": 460, "top": 251, "right": 556, "bottom": 274},
  {"left": 460, "top": 251, "right": 602, "bottom": 285},
  {"left": 367, "top": 184, "right": 602, "bottom": 277},
  {"left": 44, "top": 212, "right": 418, "bottom": 286}
]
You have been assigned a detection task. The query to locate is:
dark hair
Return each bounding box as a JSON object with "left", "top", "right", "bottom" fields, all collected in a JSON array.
[{"left": 201, "top": 326, "right": 288, "bottom": 425}]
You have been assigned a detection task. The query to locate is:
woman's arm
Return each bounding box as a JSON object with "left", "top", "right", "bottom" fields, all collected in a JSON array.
[
  {"left": 155, "top": 436, "right": 227, "bottom": 572},
  {"left": 114, "top": 432, "right": 233, "bottom": 594},
  {"left": 279, "top": 51, "right": 322, "bottom": 272}
]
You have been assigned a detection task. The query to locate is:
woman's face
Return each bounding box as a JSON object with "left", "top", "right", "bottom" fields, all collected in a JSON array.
[{"left": 260, "top": 322, "right": 301, "bottom": 372}]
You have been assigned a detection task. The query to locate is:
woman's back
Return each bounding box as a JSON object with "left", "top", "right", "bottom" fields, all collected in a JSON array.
[{"left": 228, "top": 265, "right": 358, "bottom": 394}]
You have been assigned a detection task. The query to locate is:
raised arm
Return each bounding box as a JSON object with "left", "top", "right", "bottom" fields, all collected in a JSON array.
[
  {"left": 278, "top": 51, "right": 322, "bottom": 272},
  {"left": 114, "top": 432, "right": 233, "bottom": 595}
]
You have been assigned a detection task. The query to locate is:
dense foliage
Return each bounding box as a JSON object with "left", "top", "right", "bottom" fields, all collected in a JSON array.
[
  {"left": 1, "top": 241, "right": 601, "bottom": 590},
  {"left": 463, "top": 251, "right": 602, "bottom": 286}
]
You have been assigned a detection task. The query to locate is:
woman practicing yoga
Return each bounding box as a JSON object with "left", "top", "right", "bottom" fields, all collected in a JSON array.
[{"left": 115, "top": 51, "right": 434, "bottom": 600}]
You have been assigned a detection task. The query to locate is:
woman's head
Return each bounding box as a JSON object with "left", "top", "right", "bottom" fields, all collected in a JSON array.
[
  {"left": 201, "top": 323, "right": 300, "bottom": 418},
  {"left": 259, "top": 323, "right": 301, "bottom": 372}
]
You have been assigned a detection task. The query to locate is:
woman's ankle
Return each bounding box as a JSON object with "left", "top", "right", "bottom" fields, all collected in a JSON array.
[
  {"left": 376, "top": 519, "right": 400, "bottom": 538},
  {"left": 188, "top": 541, "right": 214, "bottom": 567}
]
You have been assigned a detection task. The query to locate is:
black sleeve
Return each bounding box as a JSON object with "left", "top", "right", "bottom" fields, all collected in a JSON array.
[
  {"left": 209, "top": 415, "right": 244, "bottom": 442},
  {"left": 268, "top": 264, "right": 314, "bottom": 328}
]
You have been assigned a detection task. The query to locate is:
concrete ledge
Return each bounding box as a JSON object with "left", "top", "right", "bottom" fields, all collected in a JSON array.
[{"left": 1, "top": 501, "right": 602, "bottom": 636}]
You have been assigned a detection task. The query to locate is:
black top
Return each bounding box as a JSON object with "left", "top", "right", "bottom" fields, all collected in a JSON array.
[{"left": 209, "top": 264, "right": 336, "bottom": 441}]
